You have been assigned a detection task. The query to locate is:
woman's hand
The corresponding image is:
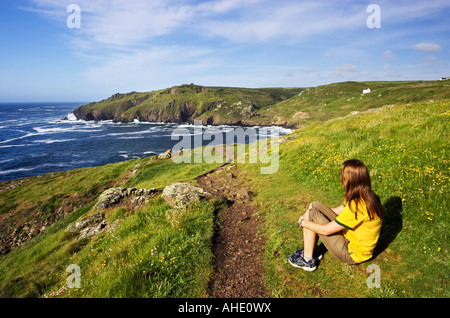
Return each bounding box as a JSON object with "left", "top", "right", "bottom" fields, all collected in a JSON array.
[
  {"left": 298, "top": 215, "right": 304, "bottom": 226},
  {"left": 299, "top": 208, "right": 310, "bottom": 226}
]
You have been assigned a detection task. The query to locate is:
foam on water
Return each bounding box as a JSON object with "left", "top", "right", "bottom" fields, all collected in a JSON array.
[
  {"left": 32, "top": 138, "right": 76, "bottom": 144},
  {"left": 67, "top": 113, "right": 77, "bottom": 121},
  {"left": 0, "top": 102, "right": 292, "bottom": 181}
]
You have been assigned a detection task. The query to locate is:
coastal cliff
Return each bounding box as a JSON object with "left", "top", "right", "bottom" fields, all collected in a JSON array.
[{"left": 72, "top": 84, "right": 304, "bottom": 127}]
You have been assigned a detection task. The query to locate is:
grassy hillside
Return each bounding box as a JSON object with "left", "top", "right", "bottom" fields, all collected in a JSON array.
[
  {"left": 73, "top": 84, "right": 303, "bottom": 126},
  {"left": 244, "top": 99, "right": 449, "bottom": 297},
  {"left": 0, "top": 157, "right": 224, "bottom": 297},
  {"left": 0, "top": 80, "right": 448, "bottom": 298},
  {"left": 73, "top": 81, "right": 450, "bottom": 128},
  {"left": 262, "top": 80, "right": 450, "bottom": 125}
]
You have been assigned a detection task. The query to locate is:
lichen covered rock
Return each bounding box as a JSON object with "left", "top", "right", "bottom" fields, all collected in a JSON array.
[{"left": 161, "top": 182, "right": 211, "bottom": 209}]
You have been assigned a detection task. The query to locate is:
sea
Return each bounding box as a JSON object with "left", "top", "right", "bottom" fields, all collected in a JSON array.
[{"left": 0, "top": 102, "right": 292, "bottom": 182}]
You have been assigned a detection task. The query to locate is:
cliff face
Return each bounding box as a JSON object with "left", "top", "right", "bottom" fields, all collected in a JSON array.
[
  {"left": 72, "top": 84, "right": 304, "bottom": 127},
  {"left": 72, "top": 91, "right": 154, "bottom": 122}
]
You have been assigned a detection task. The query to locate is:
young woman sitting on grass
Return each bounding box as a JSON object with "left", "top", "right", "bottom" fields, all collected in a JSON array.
[{"left": 289, "top": 159, "right": 383, "bottom": 271}]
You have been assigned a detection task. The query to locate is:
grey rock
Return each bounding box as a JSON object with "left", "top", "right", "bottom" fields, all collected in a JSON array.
[
  {"left": 161, "top": 182, "right": 211, "bottom": 209},
  {"left": 96, "top": 188, "right": 125, "bottom": 210},
  {"left": 66, "top": 212, "right": 105, "bottom": 233},
  {"left": 66, "top": 212, "right": 109, "bottom": 240},
  {"left": 95, "top": 187, "right": 157, "bottom": 210}
]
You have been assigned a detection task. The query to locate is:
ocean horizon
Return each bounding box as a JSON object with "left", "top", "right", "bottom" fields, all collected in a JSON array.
[{"left": 0, "top": 102, "right": 292, "bottom": 182}]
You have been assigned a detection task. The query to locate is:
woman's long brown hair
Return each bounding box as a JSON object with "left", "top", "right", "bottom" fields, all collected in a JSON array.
[{"left": 340, "top": 159, "right": 383, "bottom": 219}]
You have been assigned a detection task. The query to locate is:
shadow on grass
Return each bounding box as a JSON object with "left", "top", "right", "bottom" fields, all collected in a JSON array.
[{"left": 373, "top": 196, "right": 403, "bottom": 259}]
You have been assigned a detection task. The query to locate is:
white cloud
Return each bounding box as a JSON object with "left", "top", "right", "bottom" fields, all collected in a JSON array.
[
  {"left": 383, "top": 50, "right": 396, "bottom": 61},
  {"left": 80, "top": 45, "right": 215, "bottom": 90},
  {"left": 21, "top": 0, "right": 450, "bottom": 93},
  {"left": 335, "top": 64, "right": 359, "bottom": 73},
  {"left": 200, "top": 1, "right": 365, "bottom": 43},
  {"left": 413, "top": 42, "right": 442, "bottom": 52},
  {"left": 331, "top": 64, "right": 360, "bottom": 78},
  {"left": 27, "top": 0, "right": 450, "bottom": 45},
  {"left": 26, "top": 0, "right": 369, "bottom": 48},
  {"left": 24, "top": 0, "right": 370, "bottom": 91}
]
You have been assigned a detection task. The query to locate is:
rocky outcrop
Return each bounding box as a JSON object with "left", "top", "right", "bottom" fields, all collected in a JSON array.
[
  {"left": 161, "top": 182, "right": 211, "bottom": 224},
  {"left": 66, "top": 212, "right": 108, "bottom": 240},
  {"left": 0, "top": 189, "right": 102, "bottom": 255},
  {"left": 72, "top": 92, "right": 153, "bottom": 122},
  {"left": 95, "top": 187, "right": 158, "bottom": 210},
  {"left": 64, "top": 187, "right": 159, "bottom": 241},
  {"left": 161, "top": 182, "right": 211, "bottom": 209}
]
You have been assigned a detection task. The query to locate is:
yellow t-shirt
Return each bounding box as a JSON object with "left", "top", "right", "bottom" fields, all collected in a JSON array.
[{"left": 334, "top": 199, "right": 382, "bottom": 263}]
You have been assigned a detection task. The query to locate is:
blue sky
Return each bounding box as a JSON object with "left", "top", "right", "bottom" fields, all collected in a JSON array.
[{"left": 1, "top": 0, "right": 449, "bottom": 102}]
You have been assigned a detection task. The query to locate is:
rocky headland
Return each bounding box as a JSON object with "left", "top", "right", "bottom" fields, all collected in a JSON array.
[{"left": 70, "top": 84, "right": 303, "bottom": 128}]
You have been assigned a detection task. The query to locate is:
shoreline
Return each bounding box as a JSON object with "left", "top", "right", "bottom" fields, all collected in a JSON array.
[{"left": 0, "top": 119, "right": 294, "bottom": 184}]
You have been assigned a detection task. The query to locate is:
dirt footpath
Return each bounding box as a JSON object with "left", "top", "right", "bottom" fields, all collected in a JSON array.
[{"left": 196, "top": 164, "right": 269, "bottom": 298}]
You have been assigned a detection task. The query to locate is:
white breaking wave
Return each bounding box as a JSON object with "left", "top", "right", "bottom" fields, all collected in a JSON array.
[
  {"left": 0, "top": 144, "right": 31, "bottom": 149},
  {"left": 0, "top": 132, "right": 40, "bottom": 144},
  {"left": 0, "top": 161, "right": 92, "bottom": 176},
  {"left": 0, "top": 158, "right": 14, "bottom": 164},
  {"left": 32, "top": 138, "right": 76, "bottom": 144},
  {"left": 117, "top": 136, "right": 145, "bottom": 140},
  {"left": 266, "top": 126, "right": 294, "bottom": 134},
  {"left": 107, "top": 128, "right": 160, "bottom": 137},
  {"left": 33, "top": 126, "right": 102, "bottom": 134},
  {"left": 67, "top": 113, "right": 77, "bottom": 121},
  {"left": 0, "top": 125, "right": 103, "bottom": 145},
  {"left": 0, "top": 167, "right": 37, "bottom": 175}
]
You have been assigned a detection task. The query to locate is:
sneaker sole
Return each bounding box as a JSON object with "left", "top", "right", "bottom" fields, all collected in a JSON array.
[{"left": 288, "top": 258, "right": 317, "bottom": 272}]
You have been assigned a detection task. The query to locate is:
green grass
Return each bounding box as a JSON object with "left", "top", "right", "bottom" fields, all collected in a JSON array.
[
  {"left": 243, "top": 99, "right": 449, "bottom": 297},
  {"left": 0, "top": 155, "right": 223, "bottom": 298},
  {"left": 263, "top": 80, "right": 450, "bottom": 125},
  {"left": 57, "top": 198, "right": 222, "bottom": 298},
  {"left": 0, "top": 198, "right": 224, "bottom": 298}
]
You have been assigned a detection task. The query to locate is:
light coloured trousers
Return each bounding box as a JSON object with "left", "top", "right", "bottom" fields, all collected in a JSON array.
[{"left": 308, "top": 201, "right": 358, "bottom": 265}]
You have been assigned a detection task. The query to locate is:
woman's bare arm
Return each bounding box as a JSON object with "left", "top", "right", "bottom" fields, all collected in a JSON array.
[
  {"left": 300, "top": 218, "right": 345, "bottom": 236},
  {"left": 331, "top": 205, "right": 345, "bottom": 215}
]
